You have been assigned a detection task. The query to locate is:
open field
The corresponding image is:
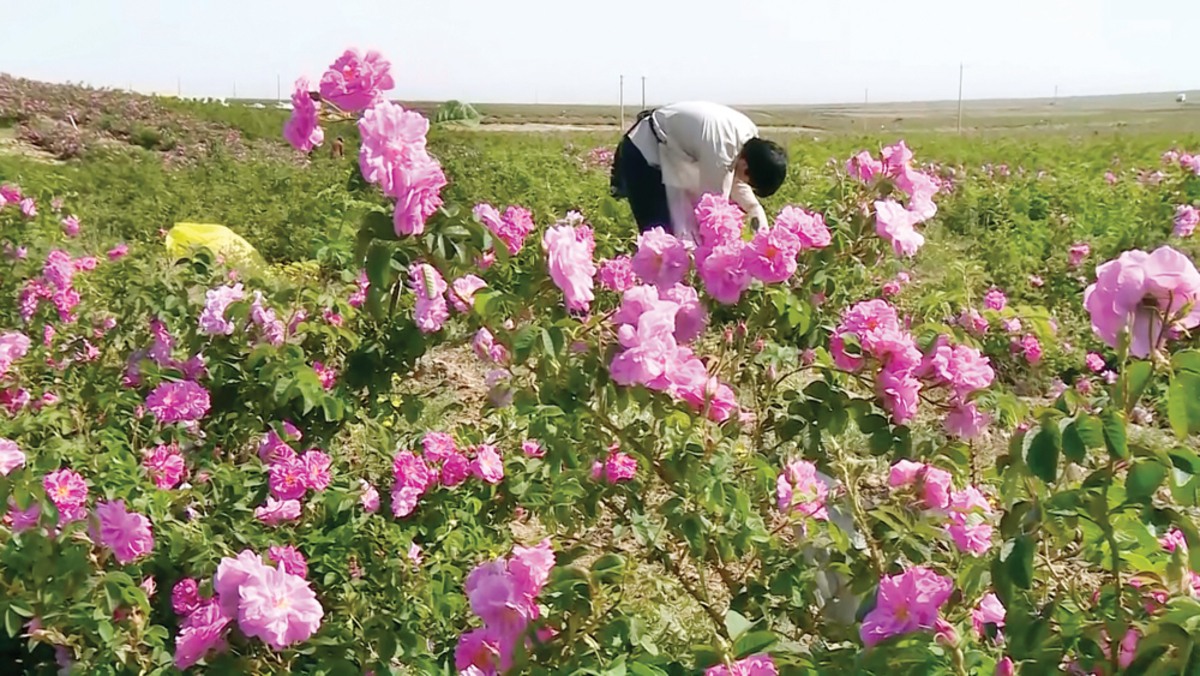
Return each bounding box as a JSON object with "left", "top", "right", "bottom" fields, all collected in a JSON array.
[{"left": 227, "top": 89, "right": 1200, "bottom": 136}]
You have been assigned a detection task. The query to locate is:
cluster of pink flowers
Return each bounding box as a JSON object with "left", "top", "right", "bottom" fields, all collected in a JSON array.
[
  {"left": 475, "top": 203, "right": 538, "bottom": 256},
  {"left": 127, "top": 319, "right": 210, "bottom": 385},
  {"left": 145, "top": 380, "right": 211, "bottom": 424},
  {"left": 1164, "top": 149, "right": 1200, "bottom": 175},
  {"left": 691, "top": 197, "right": 830, "bottom": 304},
  {"left": 197, "top": 283, "right": 246, "bottom": 335},
  {"left": 256, "top": 444, "right": 331, "bottom": 526},
  {"left": 143, "top": 442, "right": 186, "bottom": 490},
  {"left": 890, "top": 460, "right": 994, "bottom": 555},
  {"left": 456, "top": 540, "right": 556, "bottom": 676},
  {"left": 830, "top": 299, "right": 923, "bottom": 423},
  {"left": 319, "top": 48, "right": 394, "bottom": 113},
  {"left": 849, "top": 141, "right": 938, "bottom": 257},
  {"left": 609, "top": 282, "right": 736, "bottom": 422},
  {"left": 860, "top": 566, "right": 953, "bottom": 646},
  {"left": 20, "top": 249, "right": 98, "bottom": 323},
  {"left": 704, "top": 655, "right": 778, "bottom": 676},
  {"left": 543, "top": 216, "right": 597, "bottom": 312},
  {"left": 920, "top": 336, "right": 996, "bottom": 438},
  {"left": 283, "top": 77, "right": 324, "bottom": 154},
  {"left": 358, "top": 99, "right": 447, "bottom": 237},
  {"left": 776, "top": 459, "right": 829, "bottom": 521},
  {"left": 1083, "top": 245, "right": 1200, "bottom": 358},
  {"left": 1175, "top": 204, "right": 1199, "bottom": 238},
  {"left": 590, "top": 442, "right": 638, "bottom": 484},
  {"left": 389, "top": 432, "right": 505, "bottom": 518},
  {"left": 174, "top": 548, "right": 322, "bottom": 668}
]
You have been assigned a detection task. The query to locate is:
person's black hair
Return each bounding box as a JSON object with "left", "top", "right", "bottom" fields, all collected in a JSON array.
[{"left": 741, "top": 138, "right": 788, "bottom": 197}]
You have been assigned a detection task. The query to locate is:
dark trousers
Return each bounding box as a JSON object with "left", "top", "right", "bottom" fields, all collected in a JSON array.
[{"left": 610, "top": 131, "right": 672, "bottom": 234}]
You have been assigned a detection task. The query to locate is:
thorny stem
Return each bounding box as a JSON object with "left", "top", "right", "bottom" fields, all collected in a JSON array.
[
  {"left": 599, "top": 490, "right": 730, "bottom": 643},
  {"left": 830, "top": 439, "right": 885, "bottom": 578},
  {"left": 1102, "top": 456, "right": 1125, "bottom": 676},
  {"left": 657, "top": 546, "right": 731, "bottom": 642}
]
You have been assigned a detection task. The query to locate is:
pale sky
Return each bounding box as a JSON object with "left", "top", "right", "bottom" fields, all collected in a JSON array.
[{"left": 1, "top": 0, "right": 1196, "bottom": 105}]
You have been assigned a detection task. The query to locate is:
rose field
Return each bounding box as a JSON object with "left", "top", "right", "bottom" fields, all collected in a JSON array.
[{"left": 4, "top": 49, "right": 1200, "bottom": 676}]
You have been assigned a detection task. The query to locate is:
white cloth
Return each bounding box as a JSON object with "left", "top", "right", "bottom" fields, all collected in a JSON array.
[{"left": 629, "top": 102, "right": 768, "bottom": 242}]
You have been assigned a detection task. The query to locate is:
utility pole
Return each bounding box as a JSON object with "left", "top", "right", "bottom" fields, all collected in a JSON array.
[
  {"left": 233, "top": 80, "right": 237, "bottom": 99},
  {"left": 956, "top": 63, "right": 964, "bottom": 134},
  {"left": 620, "top": 75, "right": 625, "bottom": 130},
  {"left": 277, "top": 75, "right": 281, "bottom": 103},
  {"left": 641, "top": 76, "right": 646, "bottom": 109},
  {"left": 177, "top": 77, "right": 181, "bottom": 98}
]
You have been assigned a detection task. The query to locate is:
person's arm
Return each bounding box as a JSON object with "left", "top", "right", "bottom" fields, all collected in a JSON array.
[{"left": 730, "top": 180, "right": 768, "bottom": 230}]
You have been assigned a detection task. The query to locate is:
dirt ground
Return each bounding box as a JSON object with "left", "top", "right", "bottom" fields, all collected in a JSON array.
[{"left": 0, "top": 127, "right": 61, "bottom": 163}]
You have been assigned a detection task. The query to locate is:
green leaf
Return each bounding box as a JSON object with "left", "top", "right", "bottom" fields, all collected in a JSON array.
[
  {"left": 365, "top": 242, "right": 393, "bottom": 293},
  {"left": 3, "top": 608, "right": 19, "bottom": 638},
  {"left": 321, "top": 396, "right": 344, "bottom": 422},
  {"left": 362, "top": 209, "right": 399, "bottom": 241},
  {"left": 590, "top": 554, "right": 625, "bottom": 584},
  {"left": 724, "top": 609, "right": 753, "bottom": 641},
  {"left": 733, "top": 630, "right": 778, "bottom": 658},
  {"left": 1173, "top": 350, "right": 1200, "bottom": 375},
  {"left": 1075, "top": 414, "right": 1106, "bottom": 449},
  {"left": 1003, "top": 534, "right": 1036, "bottom": 589},
  {"left": 1062, "top": 420, "right": 1087, "bottom": 464},
  {"left": 1127, "top": 461, "right": 1168, "bottom": 502},
  {"left": 1102, "top": 409, "right": 1129, "bottom": 459},
  {"left": 1025, "top": 424, "right": 1061, "bottom": 482},
  {"left": 1168, "top": 371, "right": 1200, "bottom": 439},
  {"left": 96, "top": 620, "right": 114, "bottom": 643},
  {"left": 1118, "top": 360, "right": 1154, "bottom": 411}
]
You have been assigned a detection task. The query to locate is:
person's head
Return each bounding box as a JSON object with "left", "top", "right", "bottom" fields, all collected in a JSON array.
[{"left": 736, "top": 138, "right": 788, "bottom": 197}]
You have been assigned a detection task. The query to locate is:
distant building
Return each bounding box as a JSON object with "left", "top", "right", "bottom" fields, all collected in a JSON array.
[{"left": 1178, "top": 93, "right": 1187, "bottom": 103}]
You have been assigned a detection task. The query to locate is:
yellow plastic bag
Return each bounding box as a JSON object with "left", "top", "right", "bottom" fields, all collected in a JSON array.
[{"left": 165, "top": 223, "right": 270, "bottom": 279}]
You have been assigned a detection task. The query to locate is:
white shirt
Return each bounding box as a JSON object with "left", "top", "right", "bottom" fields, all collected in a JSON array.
[{"left": 629, "top": 101, "right": 768, "bottom": 242}]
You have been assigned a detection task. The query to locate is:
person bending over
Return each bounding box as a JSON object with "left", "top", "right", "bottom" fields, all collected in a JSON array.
[{"left": 610, "top": 101, "right": 788, "bottom": 243}]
